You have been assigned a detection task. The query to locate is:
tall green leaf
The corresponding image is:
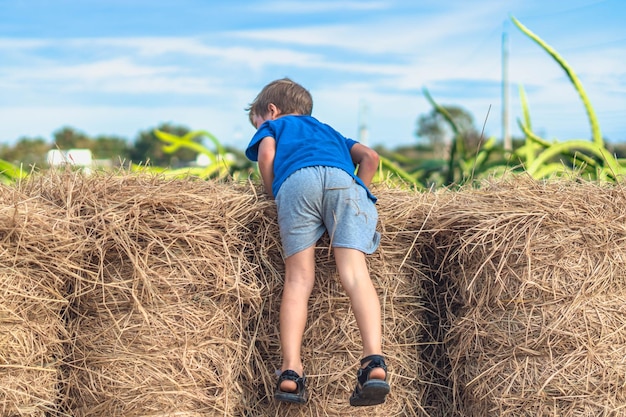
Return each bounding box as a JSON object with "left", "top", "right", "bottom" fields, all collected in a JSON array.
[{"left": 512, "top": 16, "right": 602, "bottom": 145}]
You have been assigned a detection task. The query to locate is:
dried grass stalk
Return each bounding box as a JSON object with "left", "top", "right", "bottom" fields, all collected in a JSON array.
[
  {"left": 24, "top": 172, "right": 266, "bottom": 416},
  {"left": 240, "top": 185, "right": 433, "bottom": 417},
  {"left": 6, "top": 170, "right": 625, "bottom": 417},
  {"left": 0, "top": 186, "right": 81, "bottom": 416},
  {"left": 436, "top": 177, "right": 626, "bottom": 416}
]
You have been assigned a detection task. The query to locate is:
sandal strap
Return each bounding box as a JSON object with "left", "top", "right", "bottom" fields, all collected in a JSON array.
[
  {"left": 360, "top": 354, "right": 386, "bottom": 368},
  {"left": 278, "top": 369, "right": 302, "bottom": 381},
  {"left": 277, "top": 370, "right": 306, "bottom": 392},
  {"left": 356, "top": 355, "right": 387, "bottom": 386}
]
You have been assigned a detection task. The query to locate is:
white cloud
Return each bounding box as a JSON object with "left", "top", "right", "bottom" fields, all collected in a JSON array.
[
  {"left": 230, "top": 2, "right": 508, "bottom": 55},
  {"left": 0, "top": 39, "right": 49, "bottom": 49},
  {"left": 246, "top": 0, "right": 389, "bottom": 14},
  {"left": 0, "top": 57, "right": 220, "bottom": 96}
]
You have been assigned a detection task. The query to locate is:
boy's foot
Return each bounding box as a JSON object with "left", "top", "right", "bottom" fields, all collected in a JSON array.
[
  {"left": 274, "top": 370, "right": 308, "bottom": 404},
  {"left": 349, "top": 355, "right": 390, "bottom": 406}
]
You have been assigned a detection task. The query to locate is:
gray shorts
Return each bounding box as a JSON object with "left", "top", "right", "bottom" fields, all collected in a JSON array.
[{"left": 275, "top": 166, "right": 380, "bottom": 258}]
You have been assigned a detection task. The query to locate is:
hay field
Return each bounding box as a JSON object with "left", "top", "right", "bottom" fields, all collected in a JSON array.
[{"left": 1, "top": 171, "right": 624, "bottom": 416}]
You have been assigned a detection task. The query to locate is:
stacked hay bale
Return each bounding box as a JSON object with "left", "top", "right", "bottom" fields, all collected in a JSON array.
[
  {"left": 0, "top": 185, "right": 83, "bottom": 416},
  {"left": 28, "top": 173, "right": 265, "bottom": 416},
  {"left": 241, "top": 186, "right": 433, "bottom": 416},
  {"left": 6, "top": 170, "right": 625, "bottom": 416},
  {"left": 435, "top": 178, "right": 626, "bottom": 416}
]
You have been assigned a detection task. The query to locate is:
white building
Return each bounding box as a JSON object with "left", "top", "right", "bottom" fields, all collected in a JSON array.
[{"left": 47, "top": 149, "right": 93, "bottom": 174}]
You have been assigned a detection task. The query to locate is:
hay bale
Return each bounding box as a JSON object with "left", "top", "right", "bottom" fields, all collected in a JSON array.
[
  {"left": 435, "top": 178, "right": 626, "bottom": 305},
  {"left": 451, "top": 297, "right": 626, "bottom": 416},
  {"left": 27, "top": 173, "right": 265, "bottom": 416},
  {"left": 242, "top": 186, "right": 432, "bottom": 416},
  {"left": 0, "top": 186, "right": 81, "bottom": 416},
  {"left": 436, "top": 178, "right": 626, "bottom": 416},
  {"left": 16, "top": 170, "right": 625, "bottom": 416}
]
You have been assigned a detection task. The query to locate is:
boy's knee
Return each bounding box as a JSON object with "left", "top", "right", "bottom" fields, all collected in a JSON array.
[{"left": 284, "top": 269, "right": 315, "bottom": 289}]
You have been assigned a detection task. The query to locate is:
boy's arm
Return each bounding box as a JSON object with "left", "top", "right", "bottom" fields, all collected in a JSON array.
[
  {"left": 350, "top": 143, "right": 379, "bottom": 187},
  {"left": 257, "top": 137, "right": 277, "bottom": 198}
]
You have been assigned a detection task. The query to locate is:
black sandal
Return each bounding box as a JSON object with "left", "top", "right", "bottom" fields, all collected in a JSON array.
[
  {"left": 274, "top": 370, "right": 308, "bottom": 404},
  {"left": 349, "top": 354, "right": 390, "bottom": 406}
]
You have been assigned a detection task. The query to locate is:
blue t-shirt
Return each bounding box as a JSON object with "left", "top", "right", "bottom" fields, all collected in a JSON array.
[{"left": 245, "top": 115, "right": 376, "bottom": 202}]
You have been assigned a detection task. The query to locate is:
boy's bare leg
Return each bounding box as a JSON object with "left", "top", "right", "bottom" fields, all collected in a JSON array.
[
  {"left": 333, "top": 247, "right": 386, "bottom": 380},
  {"left": 279, "top": 245, "right": 316, "bottom": 392}
]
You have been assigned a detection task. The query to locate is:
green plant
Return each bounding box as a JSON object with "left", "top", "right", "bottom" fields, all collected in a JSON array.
[
  {"left": 376, "top": 155, "right": 426, "bottom": 190},
  {"left": 423, "top": 88, "right": 505, "bottom": 187},
  {"left": 154, "top": 129, "right": 235, "bottom": 179},
  {"left": 510, "top": 16, "right": 625, "bottom": 181},
  {"left": 0, "top": 159, "right": 27, "bottom": 184}
]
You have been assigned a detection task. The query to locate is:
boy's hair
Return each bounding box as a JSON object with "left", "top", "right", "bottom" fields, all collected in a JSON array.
[{"left": 247, "top": 78, "right": 313, "bottom": 123}]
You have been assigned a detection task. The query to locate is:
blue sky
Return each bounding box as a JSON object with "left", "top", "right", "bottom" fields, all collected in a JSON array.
[{"left": 1, "top": 0, "right": 624, "bottom": 150}]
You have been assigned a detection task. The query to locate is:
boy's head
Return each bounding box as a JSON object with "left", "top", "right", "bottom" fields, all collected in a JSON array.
[{"left": 247, "top": 78, "right": 313, "bottom": 126}]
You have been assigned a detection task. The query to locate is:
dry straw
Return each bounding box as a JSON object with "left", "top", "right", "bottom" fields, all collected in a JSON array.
[
  {"left": 26, "top": 172, "right": 266, "bottom": 416},
  {"left": 243, "top": 185, "right": 433, "bottom": 416},
  {"left": 0, "top": 185, "right": 82, "bottom": 416},
  {"left": 14, "top": 171, "right": 433, "bottom": 416},
  {"left": 2, "top": 170, "right": 625, "bottom": 416},
  {"left": 433, "top": 177, "right": 626, "bottom": 416}
]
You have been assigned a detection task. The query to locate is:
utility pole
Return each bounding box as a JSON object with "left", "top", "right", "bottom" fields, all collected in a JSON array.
[
  {"left": 502, "top": 22, "right": 511, "bottom": 152},
  {"left": 358, "top": 99, "right": 369, "bottom": 145}
]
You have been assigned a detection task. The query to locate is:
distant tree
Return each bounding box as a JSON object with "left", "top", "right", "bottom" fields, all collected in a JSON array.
[
  {"left": 0, "top": 136, "right": 50, "bottom": 167},
  {"left": 92, "top": 135, "right": 131, "bottom": 161},
  {"left": 53, "top": 126, "right": 92, "bottom": 149},
  {"left": 416, "top": 105, "right": 482, "bottom": 158},
  {"left": 130, "top": 123, "right": 199, "bottom": 167},
  {"left": 609, "top": 141, "right": 626, "bottom": 159}
]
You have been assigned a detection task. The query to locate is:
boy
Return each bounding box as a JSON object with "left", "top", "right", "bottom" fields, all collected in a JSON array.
[{"left": 245, "top": 78, "right": 390, "bottom": 406}]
